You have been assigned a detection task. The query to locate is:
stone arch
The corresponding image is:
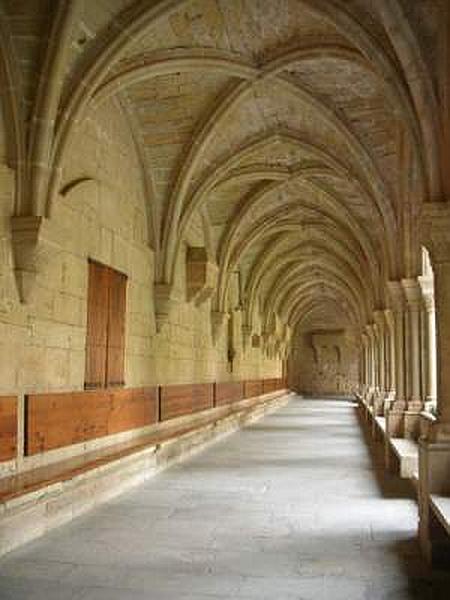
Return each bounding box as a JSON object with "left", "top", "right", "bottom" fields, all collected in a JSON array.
[{"left": 0, "top": 7, "right": 25, "bottom": 214}]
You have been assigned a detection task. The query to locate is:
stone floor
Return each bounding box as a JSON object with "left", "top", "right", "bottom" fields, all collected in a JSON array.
[{"left": 0, "top": 396, "right": 449, "bottom": 599}]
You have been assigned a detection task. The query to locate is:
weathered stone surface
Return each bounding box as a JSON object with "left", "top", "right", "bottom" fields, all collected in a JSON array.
[{"left": 1, "top": 397, "right": 448, "bottom": 598}]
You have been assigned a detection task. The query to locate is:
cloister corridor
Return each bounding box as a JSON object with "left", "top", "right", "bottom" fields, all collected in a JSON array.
[
  {"left": 0, "top": 396, "right": 448, "bottom": 600},
  {"left": 3, "top": 1, "right": 450, "bottom": 597}
]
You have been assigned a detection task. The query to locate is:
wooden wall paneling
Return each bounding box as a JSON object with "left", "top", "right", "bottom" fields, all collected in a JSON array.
[
  {"left": 26, "top": 393, "right": 80, "bottom": 455},
  {"left": 160, "top": 384, "right": 193, "bottom": 421},
  {"left": 215, "top": 382, "right": 244, "bottom": 406},
  {"left": 262, "top": 378, "right": 283, "bottom": 394},
  {"left": 159, "top": 383, "right": 214, "bottom": 421},
  {"left": 157, "top": 386, "right": 162, "bottom": 422},
  {"left": 25, "top": 387, "right": 158, "bottom": 455},
  {"left": 138, "top": 386, "right": 159, "bottom": 427},
  {"left": 78, "top": 390, "right": 111, "bottom": 442},
  {"left": 24, "top": 377, "right": 283, "bottom": 456},
  {"left": 191, "top": 384, "right": 214, "bottom": 413},
  {"left": 107, "top": 387, "right": 158, "bottom": 435},
  {"left": 0, "top": 396, "right": 17, "bottom": 462},
  {"left": 244, "top": 380, "right": 263, "bottom": 399}
]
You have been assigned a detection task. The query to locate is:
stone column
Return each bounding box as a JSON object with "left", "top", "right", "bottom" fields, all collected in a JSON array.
[
  {"left": 385, "top": 282, "right": 406, "bottom": 438},
  {"left": 365, "top": 324, "right": 376, "bottom": 392},
  {"left": 384, "top": 309, "right": 396, "bottom": 396},
  {"left": 402, "top": 278, "right": 424, "bottom": 438},
  {"left": 404, "top": 309, "right": 411, "bottom": 402},
  {"left": 384, "top": 322, "right": 390, "bottom": 392},
  {"left": 387, "top": 282, "right": 406, "bottom": 406},
  {"left": 361, "top": 334, "right": 369, "bottom": 389},
  {"left": 420, "top": 304, "right": 427, "bottom": 402},
  {"left": 419, "top": 276, "right": 437, "bottom": 405},
  {"left": 373, "top": 311, "right": 387, "bottom": 415},
  {"left": 433, "top": 258, "right": 450, "bottom": 425},
  {"left": 402, "top": 279, "right": 423, "bottom": 405},
  {"left": 374, "top": 311, "right": 386, "bottom": 393},
  {"left": 417, "top": 180, "right": 450, "bottom": 561}
]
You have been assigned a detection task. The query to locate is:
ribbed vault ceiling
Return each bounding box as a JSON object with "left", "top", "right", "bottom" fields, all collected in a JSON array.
[
  {"left": 2, "top": 0, "right": 441, "bottom": 341},
  {"left": 85, "top": 0, "right": 432, "bottom": 336}
]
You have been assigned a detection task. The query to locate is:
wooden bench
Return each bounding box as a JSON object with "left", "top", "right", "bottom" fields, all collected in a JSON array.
[
  {"left": 0, "top": 385, "right": 289, "bottom": 556},
  {"left": 25, "top": 387, "right": 158, "bottom": 456},
  {"left": 1, "top": 399, "right": 264, "bottom": 505}
]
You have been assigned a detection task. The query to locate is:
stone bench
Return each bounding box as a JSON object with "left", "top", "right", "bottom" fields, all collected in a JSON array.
[
  {"left": 0, "top": 390, "right": 289, "bottom": 557},
  {"left": 430, "top": 494, "right": 450, "bottom": 536},
  {"left": 389, "top": 437, "right": 419, "bottom": 478},
  {"left": 418, "top": 439, "right": 450, "bottom": 565},
  {"left": 374, "top": 416, "right": 386, "bottom": 433},
  {"left": 426, "top": 494, "right": 450, "bottom": 566},
  {"left": 372, "top": 415, "right": 386, "bottom": 441}
]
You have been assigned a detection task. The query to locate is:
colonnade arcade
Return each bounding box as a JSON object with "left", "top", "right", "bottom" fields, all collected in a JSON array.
[
  {"left": 0, "top": 0, "right": 450, "bottom": 567},
  {"left": 360, "top": 246, "right": 437, "bottom": 438}
]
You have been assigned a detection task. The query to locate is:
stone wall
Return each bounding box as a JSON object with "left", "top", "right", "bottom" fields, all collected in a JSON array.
[
  {"left": 0, "top": 98, "right": 282, "bottom": 396},
  {"left": 288, "top": 329, "right": 359, "bottom": 396}
]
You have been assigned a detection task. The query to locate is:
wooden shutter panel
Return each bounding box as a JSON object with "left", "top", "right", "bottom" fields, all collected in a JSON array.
[
  {"left": 106, "top": 269, "right": 127, "bottom": 387},
  {"left": 85, "top": 261, "right": 109, "bottom": 388}
]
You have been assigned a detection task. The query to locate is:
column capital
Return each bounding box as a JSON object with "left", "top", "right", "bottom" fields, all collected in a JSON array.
[
  {"left": 418, "top": 274, "right": 435, "bottom": 312},
  {"left": 365, "top": 323, "right": 375, "bottom": 341},
  {"left": 401, "top": 278, "right": 422, "bottom": 309}
]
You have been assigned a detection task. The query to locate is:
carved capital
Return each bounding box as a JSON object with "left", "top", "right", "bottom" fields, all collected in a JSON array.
[
  {"left": 418, "top": 274, "right": 434, "bottom": 312},
  {"left": 401, "top": 278, "right": 422, "bottom": 310},
  {"left": 11, "top": 216, "right": 59, "bottom": 303},
  {"left": 365, "top": 323, "right": 375, "bottom": 342},
  {"left": 373, "top": 310, "right": 385, "bottom": 334}
]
